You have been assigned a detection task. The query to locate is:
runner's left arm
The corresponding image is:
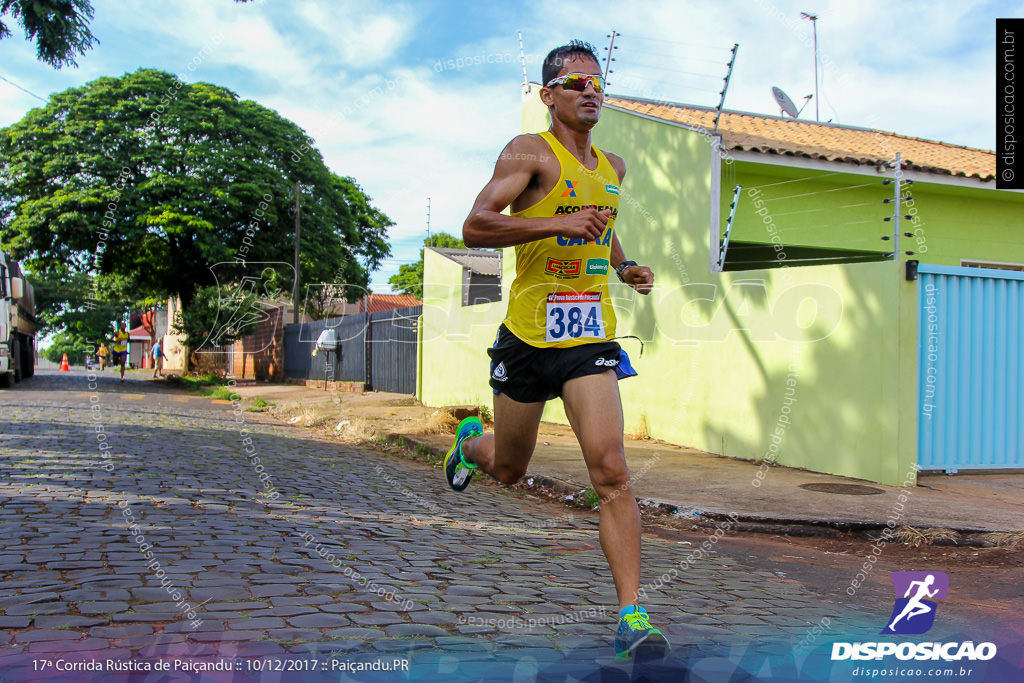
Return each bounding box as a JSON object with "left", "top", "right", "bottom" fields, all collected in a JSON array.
[{"left": 611, "top": 234, "right": 654, "bottom": 295}]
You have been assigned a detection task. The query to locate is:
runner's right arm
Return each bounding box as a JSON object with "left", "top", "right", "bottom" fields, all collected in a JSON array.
[{"left": 464, "top": 135, "right": 610, "bottom": 248}]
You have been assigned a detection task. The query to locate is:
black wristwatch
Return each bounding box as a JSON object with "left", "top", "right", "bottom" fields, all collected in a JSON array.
[{"left": 615, "top": 260, "right": 638, "bottom": 282}]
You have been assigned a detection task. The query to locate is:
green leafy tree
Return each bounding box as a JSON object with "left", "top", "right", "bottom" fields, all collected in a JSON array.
[
  {"left": 0, "top": 68, "right": 392, "bottom": 322},
  {"left": 388, "top": 232, "right": 466, "bottom": 298},
  {"left": 0, "top": 0, "right": 97, "bottom": 68},
  {"left": 301, "top": 174, "right": 393, "bottom": 319},
  {"left": 171, "top": 284, "right": 265, "bottom": 350},
  {"left": 31, "top": 269, "right": 152, "bottom": 344},
  {"left": 42, "top": 332, "right": 90, "bottom": 365}
]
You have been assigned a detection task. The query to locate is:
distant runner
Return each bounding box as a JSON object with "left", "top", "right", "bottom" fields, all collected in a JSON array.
[
  {"left": 444, "top": 40, "right": 666, "bottom": 660},
  {"left": 96, "top": 342, "right": 108, "bottom": 371},
  {"left": 111, "top": 322, "right": 129, "bottom": 383}
]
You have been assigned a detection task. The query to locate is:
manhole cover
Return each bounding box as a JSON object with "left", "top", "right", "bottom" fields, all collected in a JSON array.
[{"left": 799, "top": 483, "right": 885, "bottom": 495}]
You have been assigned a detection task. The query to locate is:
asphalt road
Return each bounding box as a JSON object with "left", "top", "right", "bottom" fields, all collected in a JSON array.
[{"left": 0, "top": 369, "right": 1018, "bottom": 682}]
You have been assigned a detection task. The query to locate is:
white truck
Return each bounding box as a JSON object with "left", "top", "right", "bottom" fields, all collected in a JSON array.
[{"left": 0, "top": 253, "right": 36, "bottom": 387}]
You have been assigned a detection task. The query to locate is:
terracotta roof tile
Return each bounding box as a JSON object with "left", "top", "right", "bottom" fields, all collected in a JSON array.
[
  {"left": 128, "top": 325, "right": 151, "bottom": 340},
  {"left": 361, "top": 294, "right": 421, "bottom": 314},
  {"left": 605, "top": 97, "right": 995, "bottom": 181}
]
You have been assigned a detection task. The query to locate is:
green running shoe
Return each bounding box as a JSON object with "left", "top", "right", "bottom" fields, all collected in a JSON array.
[
  {"left": 444, "top": 416, "right": 482, "bottom": 491},
  {"left": 615, "top": 605, "right": 670, "bottom": 661}
]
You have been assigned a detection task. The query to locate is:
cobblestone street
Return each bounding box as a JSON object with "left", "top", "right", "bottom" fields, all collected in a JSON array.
[{"left": 1, "top": 370, "right": 894, "bottom": 681}]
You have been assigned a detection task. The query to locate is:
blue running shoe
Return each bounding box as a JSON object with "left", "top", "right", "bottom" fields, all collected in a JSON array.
[
  {"left": 615, "top": 605, "right": 670, "bottom": 661},
  {"left": 444, "top": 416, "right": 482, "bottom": 492}
]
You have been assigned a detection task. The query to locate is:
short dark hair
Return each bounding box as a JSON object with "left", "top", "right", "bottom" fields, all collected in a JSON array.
[{"left": 542, "top": 40, "right": 600, "bottom": 86}]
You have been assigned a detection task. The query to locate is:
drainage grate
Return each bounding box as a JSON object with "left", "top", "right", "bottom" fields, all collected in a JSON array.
[{"left": 799, "top": 483, "right": 885, "bottom": 496}]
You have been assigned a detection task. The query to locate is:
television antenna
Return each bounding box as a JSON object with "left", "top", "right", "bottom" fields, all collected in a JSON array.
[{"left": 800, "top": 11, "right": 820, "bottom": 121}]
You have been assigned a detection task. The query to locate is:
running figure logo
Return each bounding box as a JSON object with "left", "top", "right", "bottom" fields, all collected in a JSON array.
[{"left": 881, "top": 571, "right": 949, "bottom": 635}]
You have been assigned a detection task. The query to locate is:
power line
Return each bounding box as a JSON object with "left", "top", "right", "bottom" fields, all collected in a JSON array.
[
  {"left": 764, "top": 202, "right": 884, "bottom": 217},
  {"left": 612, "top": 74, "right": 722, "bottom": 97},
  {"left": 619, "top": 62, "right": 723, "bottom": 81},
  {"left": 0, "top": 74, "right": 46, "bottom": 102},
  {"left": 619, "top": 47, "right": 732, "bottom": 67},
  {"left": 743, "top": 172, "right": 845, "bottom": 189},
  {"left": 749, "top": 181, "right": 882, "bottom": 202},
  {"left": 629, "top": 35, "right": 733, "bottom": 52}
]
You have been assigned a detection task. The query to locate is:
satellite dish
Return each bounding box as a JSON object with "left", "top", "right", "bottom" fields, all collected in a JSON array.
[{"left": 772, "top": 86, "right": 800, "bottom": 118}]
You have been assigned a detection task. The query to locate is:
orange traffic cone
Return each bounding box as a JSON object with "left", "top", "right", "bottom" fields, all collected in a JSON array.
[{"left": 60, "top": 353, "right": 70, "bottom": 372}]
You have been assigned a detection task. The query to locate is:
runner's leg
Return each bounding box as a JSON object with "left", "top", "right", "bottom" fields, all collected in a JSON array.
[
  {"left": 461, "top": 392, "right": 544, "bottom": 485},
  {"left": 561, "top": 370, "right": 640, "bottom": 610}
]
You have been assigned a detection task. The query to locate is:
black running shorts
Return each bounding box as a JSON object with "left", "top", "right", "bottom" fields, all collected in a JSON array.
[{"left": 487, "top": 324, "right": 623, "bottom": 403}]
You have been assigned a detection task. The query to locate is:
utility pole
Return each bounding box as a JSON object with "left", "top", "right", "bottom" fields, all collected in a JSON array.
[
  {"left": 426, "top": 197, "right": 431, "bottom": 242},
  {"left": 801, "top": 12, "right": 819, "bottom": 121},
  {"left": 293, "top": 181, "right": 300, "bottom": 325}
]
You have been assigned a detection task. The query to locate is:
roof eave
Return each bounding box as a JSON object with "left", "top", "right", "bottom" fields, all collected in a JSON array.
[{"left": 728, "top": 149, "right": 1001, "bottom": 188}]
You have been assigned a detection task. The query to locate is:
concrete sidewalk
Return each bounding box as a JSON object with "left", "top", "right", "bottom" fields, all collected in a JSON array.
[{"left": 227, "top": 380, "right": 1024, "bottom": 536}]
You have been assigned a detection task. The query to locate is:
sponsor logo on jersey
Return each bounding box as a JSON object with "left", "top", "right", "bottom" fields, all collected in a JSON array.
[
  {"left": 545, "top": 258, "right": 582, "bottom": 279},
  {"left": 553, "top": 204, "right": 617, "bottom": 216},
  {"left": 556, "top": 227, "right": 613, "bottom": 248},
  {"left": 605, "top": 184, "right": 619, "bottom": 195},
  {"left": 560, "top": 180, "right": 578, "bottom": 197},
  {"left": 586, "top": 258, "right": 609, "bottom": 275}
]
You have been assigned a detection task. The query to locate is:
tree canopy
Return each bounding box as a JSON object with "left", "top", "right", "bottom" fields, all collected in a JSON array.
[
  {"left": 388, "top": 232, "right": 466, "bottom": 299},
  {"left": 0, "top": 68, "right": 392, "bottom": 324}
]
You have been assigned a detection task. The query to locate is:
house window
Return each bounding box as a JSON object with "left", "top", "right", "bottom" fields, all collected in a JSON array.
[{"left": 960, "top": 260, "right": 1024, "bottom": 272}]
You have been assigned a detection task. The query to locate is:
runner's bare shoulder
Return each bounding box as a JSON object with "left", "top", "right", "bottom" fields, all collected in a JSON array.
[
  {"left": 602, "top": 150, "right": 627, "bottom": 182},
  {"left": 496, "top": 134, "right": 556, "bottom": 172}
]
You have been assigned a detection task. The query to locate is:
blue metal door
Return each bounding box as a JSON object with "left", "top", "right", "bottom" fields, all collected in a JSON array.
[{"left": 918, "top": 264, "right": 1024, "bottom": 472}]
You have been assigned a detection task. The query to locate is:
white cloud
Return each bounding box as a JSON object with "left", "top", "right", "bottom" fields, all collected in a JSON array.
[
  {"left": 96, "top": 0, "right": 317, "bottom": 91},
  {"left": 295, "top": 0, "right": 416, "bottom": 69}
]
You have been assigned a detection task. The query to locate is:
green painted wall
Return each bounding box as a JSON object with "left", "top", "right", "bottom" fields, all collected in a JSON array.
[
  {"left": 419, "top": 248, "right": 509, "bottom": 409},
  {"left": 587, "top": 105, "right": 915, "bottom": 485},
  {"left": 722, "top": 162, "right": 1024, "bottom": 266}
]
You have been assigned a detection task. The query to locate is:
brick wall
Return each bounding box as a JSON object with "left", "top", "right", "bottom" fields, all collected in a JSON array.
[{"left": 229, "top": 307, "right": 286, "bottom": 381}]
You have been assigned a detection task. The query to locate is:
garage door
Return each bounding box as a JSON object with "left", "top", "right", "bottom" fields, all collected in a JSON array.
[{"left": 918, "top": 264, "right": 1024, "bottom": 472}]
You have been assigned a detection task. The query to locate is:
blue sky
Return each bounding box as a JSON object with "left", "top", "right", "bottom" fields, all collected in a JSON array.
[{"left": 0, "top": 0, "right": 1018, "bottom": 292}]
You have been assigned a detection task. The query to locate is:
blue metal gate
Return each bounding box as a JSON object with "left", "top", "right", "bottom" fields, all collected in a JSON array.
[
  {"left": 918, "top": 264, "right": 1024, "bottom": 472},
  {"left": 368, "top": 306, "right": 420, "bottom": 394}
]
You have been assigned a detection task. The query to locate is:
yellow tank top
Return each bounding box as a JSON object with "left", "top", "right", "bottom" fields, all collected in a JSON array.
[{"left": 505, "top": 131, "right": 621, "bottom": 348}]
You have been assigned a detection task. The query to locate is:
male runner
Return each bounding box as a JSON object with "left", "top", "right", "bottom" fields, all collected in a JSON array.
[
  {"left": 111, "top": 322, "right": 129, "bottom": 383},
  {"left": 445, "top": 40, "right": 667, "bottom": 660}
]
